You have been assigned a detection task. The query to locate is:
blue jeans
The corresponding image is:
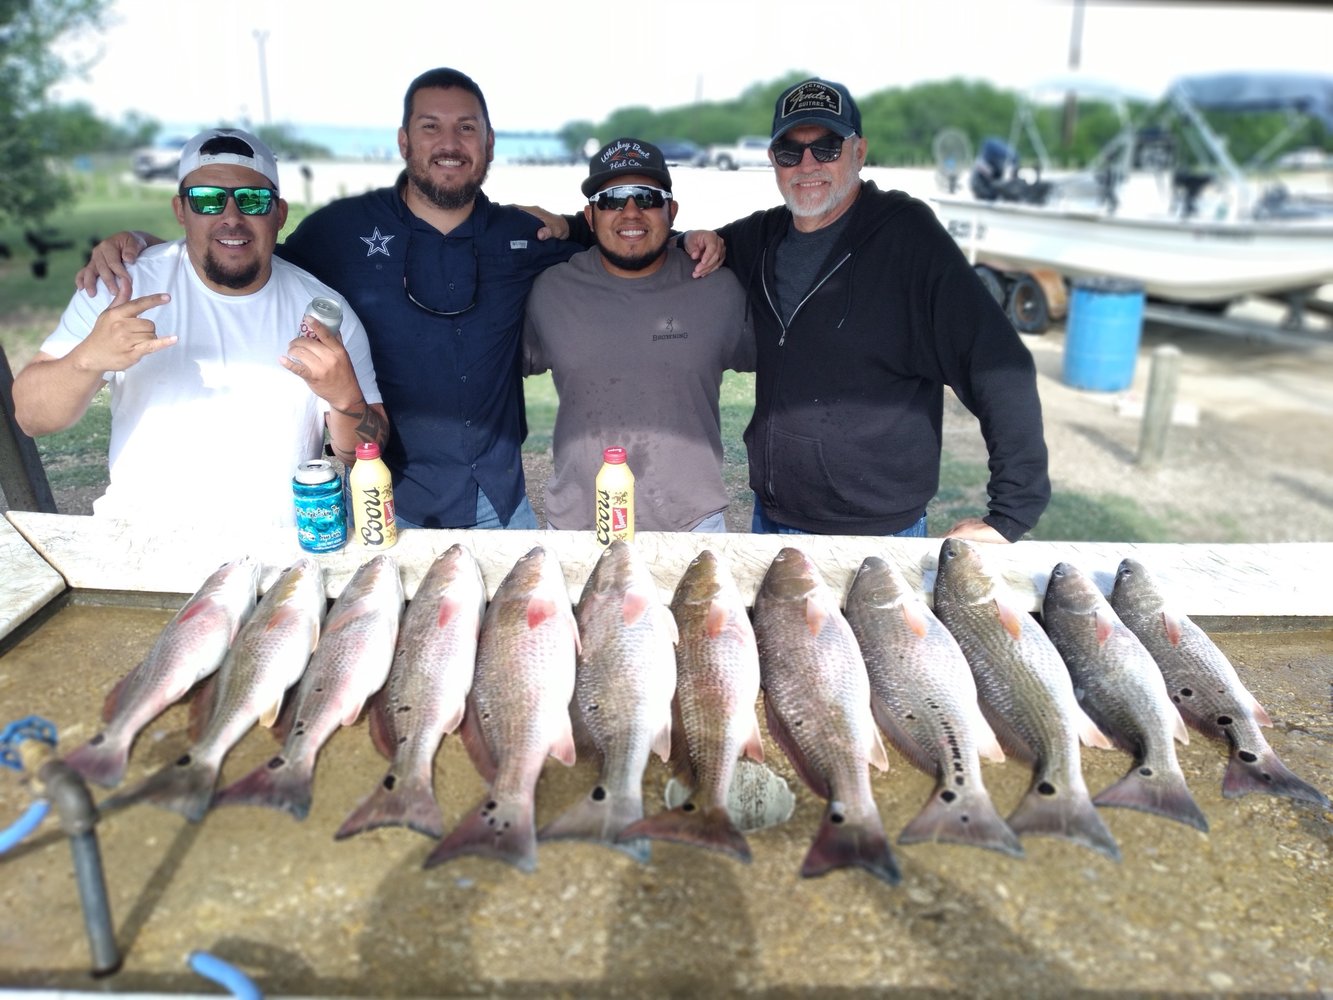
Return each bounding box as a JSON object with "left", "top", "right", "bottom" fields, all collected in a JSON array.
[
  {"left": 692, "top": 511, "right": 728, "bottom": 532},
  {"left": 751, "top": 496, "right": 927, "bottom": 537},
  {"left": 395, "top": 490, "right": 539, "bottom": 530}
]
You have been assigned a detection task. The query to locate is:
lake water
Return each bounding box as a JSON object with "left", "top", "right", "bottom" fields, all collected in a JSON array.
[{"left": 162, "top": 122, "right": 572, "bottom": 163}]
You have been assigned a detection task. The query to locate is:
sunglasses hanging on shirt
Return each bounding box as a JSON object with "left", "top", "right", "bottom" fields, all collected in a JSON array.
[{"left": 402, "top": 227, "right": 479, "bottom": 316}]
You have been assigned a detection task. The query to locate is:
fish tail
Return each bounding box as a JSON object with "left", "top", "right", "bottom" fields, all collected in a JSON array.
[
  {"left": 1094, "top": 763, "right": 1210, "bottom": 832},
  {"left": 102, "top": 754, "right": 219, "bottom": 823},
  {"left": 425, "top": 795, "right": 538, "bottom": 873},
  {"left": 211, "top": 755, "right": 315, "bottom": 820},
  {"left": 335, "top": 769, "right": 444, "bottom": 841},
  {"left": 1007, "top": 774, "right": 1122, "bottom": 862},
  {"left": 801, "top": 801, "right": 901, "bottom": 885},
  {"left": 62, "top": 734, "right": 132, "bottom": 789},
  {"left": 538, "top": 789, "right": 650, "bottom": 863},
  {"left": 897, "top": 783, "right": 1025, "bottom": 858},
  {"left": 619, "top": 804, "right": 752, "bottom": 863},
  {"left": 1222, "top": 744, "right": 1330, "bottom": 809}
]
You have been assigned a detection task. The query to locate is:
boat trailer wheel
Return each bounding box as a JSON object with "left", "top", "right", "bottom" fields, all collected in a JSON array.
[{"left": 1005, "top": 274, "right": 1051, "bottom": 334}]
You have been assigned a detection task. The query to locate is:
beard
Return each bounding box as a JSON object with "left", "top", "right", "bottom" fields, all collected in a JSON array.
[
  {"left": 598, "top": 239, "right": 669, "bottom": 272},
  {"left": 782, "top": 169, "right": 861, "bottom": 219},
  {"left": 404, "top": 140, "right": 489, "bottom": 211},
  {"left": 202, "top": 249, "right": 262, "bottom": 290}
]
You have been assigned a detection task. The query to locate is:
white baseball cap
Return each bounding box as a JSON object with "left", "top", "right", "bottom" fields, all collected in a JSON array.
[{"left": 177, "top": 128, "right": 280, "bottom": 189}]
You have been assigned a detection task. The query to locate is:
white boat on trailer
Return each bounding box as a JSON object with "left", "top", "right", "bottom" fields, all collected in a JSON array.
[{"left": 930, "top": 72, "right": 1333, "bottom": 340}]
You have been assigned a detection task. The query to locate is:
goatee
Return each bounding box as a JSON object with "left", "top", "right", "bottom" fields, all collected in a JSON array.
[
  {"left": 599, "top": 243, "right": 667, "bottom": 273},
  {"left": 203, "top": 251, "right": 262, "bottom": 290}
]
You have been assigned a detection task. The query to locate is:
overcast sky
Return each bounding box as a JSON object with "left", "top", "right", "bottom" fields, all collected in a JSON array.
[{"left": 51, "top": 0, "right": 1333, "bottom": 133}]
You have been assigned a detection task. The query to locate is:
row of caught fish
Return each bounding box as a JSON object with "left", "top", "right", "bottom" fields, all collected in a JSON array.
[{"left": 62, "top": 538, "right": 1327, "bottom": 888}]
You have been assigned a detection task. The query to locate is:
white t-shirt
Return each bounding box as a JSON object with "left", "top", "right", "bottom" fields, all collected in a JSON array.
[{"left": 40, "top": 240, "right": 383, "bottom": 529}]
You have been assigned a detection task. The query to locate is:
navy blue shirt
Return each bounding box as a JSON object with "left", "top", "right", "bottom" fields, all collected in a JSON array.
[{"left": 280, "top": 180, "right": 582, "bottom": 527}]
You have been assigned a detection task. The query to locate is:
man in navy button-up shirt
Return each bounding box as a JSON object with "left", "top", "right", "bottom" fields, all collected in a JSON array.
[{"left": 277, "top": 68, "right": 584, "bottom": 529}]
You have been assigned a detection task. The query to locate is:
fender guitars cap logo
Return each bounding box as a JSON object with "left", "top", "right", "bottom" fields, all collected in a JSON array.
[{"left": 781, "top": 81, "right": 842, "bottom": 120}]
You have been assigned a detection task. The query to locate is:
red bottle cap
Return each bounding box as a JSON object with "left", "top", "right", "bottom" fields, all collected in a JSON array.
[
  {"left": 356, "top": 441, "right": 381, "bottom": 461},
  {"left": 603, "top": 446, "right": 627, "bottom": 464}
]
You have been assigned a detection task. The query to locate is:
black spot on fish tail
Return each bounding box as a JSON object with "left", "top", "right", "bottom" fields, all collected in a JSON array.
[
  {"left": 90, "top": 734, "right": 105, "bottom": 746},
  {"left": 592, "top": 786, "right": 607, "bottom": 801},
  {"left": 266, "top": 756, "right": 286, "bottom": 770},
  {"left": 383, "top": 774, "right": 396, "bottom": 790},
  {"left": 1222, "top": 744, "right": 1330, "bottom": 808}
]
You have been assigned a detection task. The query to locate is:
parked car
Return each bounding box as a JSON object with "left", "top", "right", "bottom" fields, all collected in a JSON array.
[
  {"left": 655, "top": 138, "right": 706, "bottom": 167},
  {"left": 132, "top": 136, "right": 188, "bottom": 181},
  {"left": 707, "top": 135, "right": 772, "bottom": 171}
]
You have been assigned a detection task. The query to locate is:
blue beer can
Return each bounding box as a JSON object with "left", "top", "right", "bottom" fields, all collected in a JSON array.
[{"left": 293, "top": 459, "right": 346, "bottom": 553}]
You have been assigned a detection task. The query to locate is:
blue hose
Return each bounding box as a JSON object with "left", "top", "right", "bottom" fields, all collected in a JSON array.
[
  {"left": 189, "top": 951, "right": 263, "bottom": 999},
  {"left": 0, "top": 800, "right": 50, "bottom": 854}
]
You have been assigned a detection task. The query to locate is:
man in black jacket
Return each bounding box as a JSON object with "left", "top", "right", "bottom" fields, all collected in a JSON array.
[{"left": 715, "top": 78, "right": 1050, "bottom": 542}]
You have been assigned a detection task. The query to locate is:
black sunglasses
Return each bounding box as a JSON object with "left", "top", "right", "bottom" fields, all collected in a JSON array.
[
  {"left": 403, "top": 228, "right": 478, "bottom": 317},
  {"left": 180, "top": 185, "right": 277, "bottom": 216},
  {"left": 588, "top": 185, "right": 673, "bottom": 212},
  {"left": 769, "top": 133, "right": 846, "bottom": 168}
]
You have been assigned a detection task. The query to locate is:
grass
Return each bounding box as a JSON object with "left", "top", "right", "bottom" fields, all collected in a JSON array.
[{"left": 1, "top": 174, "right": 1185, "bottom": 540}]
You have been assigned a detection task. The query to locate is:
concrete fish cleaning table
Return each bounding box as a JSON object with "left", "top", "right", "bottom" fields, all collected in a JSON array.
[{"left": 1, "top": 513, "right": 1329, "bottom": 997}]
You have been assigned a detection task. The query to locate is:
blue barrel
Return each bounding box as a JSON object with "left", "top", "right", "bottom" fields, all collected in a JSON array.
[{"left": 1062, "top": 277, "right": 1146, "bottom": 391}]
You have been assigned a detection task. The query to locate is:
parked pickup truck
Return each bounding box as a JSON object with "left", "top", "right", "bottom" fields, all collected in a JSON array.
[{"left": 707, "top": 135, "right": 771, "bottom": 171}]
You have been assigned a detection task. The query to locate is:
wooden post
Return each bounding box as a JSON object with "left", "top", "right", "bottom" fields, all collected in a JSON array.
[{"left": 1137, "top": 344, "right": 1182, "bottom": 468}]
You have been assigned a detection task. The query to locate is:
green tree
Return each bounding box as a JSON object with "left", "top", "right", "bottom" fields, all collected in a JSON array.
[{"left": 0, "top": 0, "right": 108, "bottom": 226}]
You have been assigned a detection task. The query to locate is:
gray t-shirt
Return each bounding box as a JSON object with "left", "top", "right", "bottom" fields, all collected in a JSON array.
[
  {"left": 522, "top": 246, "right": 754, "bottom": 531},
  {"left": 773, "top": 212, "right": 851, "bottom": 324}
]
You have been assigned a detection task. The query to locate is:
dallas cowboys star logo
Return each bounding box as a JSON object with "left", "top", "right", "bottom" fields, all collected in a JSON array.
[{"left": 360, "top": 227, "right": 395, "bottom": 257}]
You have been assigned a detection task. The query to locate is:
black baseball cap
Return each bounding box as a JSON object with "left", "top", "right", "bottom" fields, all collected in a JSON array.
[
  {"left": 581, "top": 138, "right": 673, "bottom": 197},
  {"left": 771, "top": 78, "right": 862, "bottom": 140}
]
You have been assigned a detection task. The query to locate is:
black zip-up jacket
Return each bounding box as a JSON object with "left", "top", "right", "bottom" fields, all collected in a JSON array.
[{"left": 716, "top": 181, "right": 1050, "bottom": 540}]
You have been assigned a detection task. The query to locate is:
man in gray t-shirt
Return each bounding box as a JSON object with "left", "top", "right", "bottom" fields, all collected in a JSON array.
[{"left": 522, "top": 138, "right": 753, "bottom": 532}]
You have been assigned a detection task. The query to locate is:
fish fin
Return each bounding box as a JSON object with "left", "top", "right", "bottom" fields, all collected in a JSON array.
[
  {"left": 1094, "top": 763, "right": 1209, "bottom": 833},
  {"left": 549, "top": 715, "right": 577, "bottom": 767},
  {"left": 62, "top": 735, "right": 132, "bottom": 790},
  {"left": 187, "top": 677, "right": 217, "bottom": 742},
  {"left": 741, "top": 709, "right": 766, "bottom": 764},
  {"left": 994, "top": 596, "right": 1026, "bottom": 641},
  {"left": 869, "top": 695, "right": 936, "bottom": 776},
  {"left": 1247, "top": 693, "right": 1273, "bottom": 729},
  {"left": 801, "top": 800, "right": 900, "bottom": 885},
  {"left": 621, "top": 589, "right": 651, "bottom": 626},
  {"left": 100, "top": 671, "right": 135, "bottom": 723},
  {"left": 651, "top": 718, "right": 672, "bottom": 764},
  {"left": 539, "top": 787, "right": 649, "bottom": 863},
  {"left": 704, "top": 599, "right": 730, "bottom": 638},
  {"left": 341, "top": 697, "right": 369, "bottom": 728},
  {"left": 973, "top": 710, "right": 1007, "bottom": 763},
  {"left": 435, "top": 595, "right": 463, "bottom": 629},
  {"left": 1161, "top": 610, "right": 1184, "bottom": 646},
  {"left": 439, "top": 700, "right": 467, "bottom": 736},
  {"left": 335, "top": 765, "right": 443, "bottom": 840},
  {"left": 1171, "top": 707, "right": 1190, "bottom": 746},
  {"left": 102, "top": 751, "right": 220, "bottom": 823},
  {"left": 898, "top": 782, "right": 1024, "bottom": 858},
  {"left": 976, "top": 699, "right": 1037, "bottom": 765},
  {"left": 868, "top": 728, "right": 890, "bottom": 773},
  {"left": 899, "top": 601, "right": 931, "bottom": 639},
  {"left": 425, "top": 794, "right": 538, "bottom": 873},
  {"left": 1222, "top": 743, "right": 1330, "bottom": 809},
  {"left": 212, "top": 753, "right": 315, "bottom": 820},
  {"left": 1094, "top": 607, "right": 1117, "bottom": 645},
  {"left": 367, "top": 692, "right": 396, "bottom": 760},
  {"left": 803, "top": 596, "right": 828, "bottom": 637},
  {"left": 458, "top": 702, "right": 497, "bottom": 783},
  {"left": 621, "top": 805, "right": 751, "bottom": 863},
  {"left": 1077, "top": 708, "right": 1115, "bottom": 750},
  {"left": 763, "top": 692, "right": 830, "bottom": 800},
  {"left": 1007, "top": 773, "right": 1121, "bottom": 862},
  {"left": 258, "top": 697, "right": 285, "bottom": 730}
]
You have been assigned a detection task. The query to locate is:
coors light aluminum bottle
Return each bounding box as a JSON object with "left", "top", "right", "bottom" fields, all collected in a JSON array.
[{"left": 595, "top": 446, "right": 634, "bottom": 545}]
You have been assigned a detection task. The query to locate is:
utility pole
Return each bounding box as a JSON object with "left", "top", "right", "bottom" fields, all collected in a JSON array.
[
  {"left": 1062, "top": 0, "right": 1085, "bottom": 151},
  {"left": 253, "top": 29, "right": 272, "bottom": 126}
]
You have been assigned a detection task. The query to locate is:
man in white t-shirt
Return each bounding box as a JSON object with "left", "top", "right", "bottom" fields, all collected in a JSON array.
[{"left": 13, "top": 127, "right": 387, "bottom": 529}]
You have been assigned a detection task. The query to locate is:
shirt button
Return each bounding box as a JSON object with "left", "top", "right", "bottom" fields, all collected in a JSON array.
[
  {"left": 465, "top": 420, "right": 472, "bottom": 427},
  {"left": 460, "top": 375, "right": 467, "bottom": 382}
]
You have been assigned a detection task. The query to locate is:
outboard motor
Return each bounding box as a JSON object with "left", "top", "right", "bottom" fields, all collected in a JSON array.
[{"left": 970, "top": 138, "right": 1018, "bottom": 201}]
